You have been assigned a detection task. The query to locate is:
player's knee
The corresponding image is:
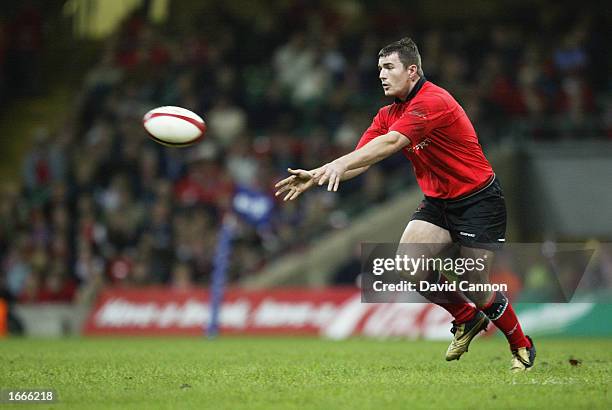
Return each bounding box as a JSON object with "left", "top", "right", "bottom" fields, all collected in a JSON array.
[
  {"left": 395, "top": 243, "right": 445, "bottom": 282},
  {"left": 397, "top": 268, "right": 436, "bottom": 285},
  {"left": 464, "top": 290, "right": 494, "bottom": 309}
]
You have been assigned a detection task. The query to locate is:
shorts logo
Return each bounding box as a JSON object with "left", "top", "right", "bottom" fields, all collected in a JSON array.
[{"left": 459, "top": 231, "right": 476, "bottom": 237}]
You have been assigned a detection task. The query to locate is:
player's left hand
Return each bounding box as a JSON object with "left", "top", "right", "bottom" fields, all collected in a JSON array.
[
  {"left": 313, "top": 160, "right": 347, "bottom": 192},
  {"left": 274, "top": 168, "right": 315, "bottom": 201}
]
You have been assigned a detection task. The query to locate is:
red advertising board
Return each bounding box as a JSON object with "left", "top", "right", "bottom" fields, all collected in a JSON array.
[{"left": 83, "top": 287, "right": 468, "bottom": 339}]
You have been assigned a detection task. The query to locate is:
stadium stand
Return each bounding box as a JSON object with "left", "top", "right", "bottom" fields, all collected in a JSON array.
[{"left": 0, "top": 1, "right": 610, "bottom": 306}]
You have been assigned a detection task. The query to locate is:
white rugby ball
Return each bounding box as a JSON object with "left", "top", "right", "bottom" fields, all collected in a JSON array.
[{"left": 143, "top": 106, "right": 206, "bottom": 147}]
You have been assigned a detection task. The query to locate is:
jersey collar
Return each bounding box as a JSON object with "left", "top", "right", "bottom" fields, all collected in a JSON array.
[{"left": 394, "top": 76, "right": 427, "bottom": 104}]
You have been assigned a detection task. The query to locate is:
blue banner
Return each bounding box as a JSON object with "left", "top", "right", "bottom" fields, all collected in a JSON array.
[{"left": 232, "top": 186, "right": 274, "bottom": 228}]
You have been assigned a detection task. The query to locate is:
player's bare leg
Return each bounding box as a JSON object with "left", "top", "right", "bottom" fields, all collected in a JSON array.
[
  {"left": 399, "top": 221, "right": 488, "bottom": 361},
  {"left": 397, "top": 220, "right": 454, "bottom": 284},
  {"left": 456, "top": 246, "right": 496, "bottom": 307},
  {"left": 400, "top": 220, "right": 452, "bottom": 244},
  {"left": 459, "top": 246, "right": 536, "bottom": 371}
]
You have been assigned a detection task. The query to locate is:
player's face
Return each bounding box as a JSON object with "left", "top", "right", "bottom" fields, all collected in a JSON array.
[{"left": 378, "top": 53, "right": 413, "bottom": 99}]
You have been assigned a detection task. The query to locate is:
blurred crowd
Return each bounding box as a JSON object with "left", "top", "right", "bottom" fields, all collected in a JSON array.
[
  {"left": 0, "top": 2, "right": 610, "bottom": 304},
  {"left": 0, "top": 3, "right": 45, "bottom": 107}
]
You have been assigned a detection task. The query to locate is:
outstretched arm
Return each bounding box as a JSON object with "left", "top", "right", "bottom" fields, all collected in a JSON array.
[
  {"left": 314, "top": 165, "right": 370, "bottom": 181},
  {"left": 340, "top": 165, "right": 371, "bottom": 180},
  {"left": 275, "top": 165, "right": 370, "bottom": 201},
  {"left": 339, "top": 131, "right": 410, "bottom": 171},
  {"left": 314, "top": 131, "right": 410, "bottom": 191}
]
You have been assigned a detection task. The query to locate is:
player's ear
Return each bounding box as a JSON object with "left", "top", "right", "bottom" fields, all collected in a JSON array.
[{"left": 408, "top": 64, "right": 418, "bottom": 78}]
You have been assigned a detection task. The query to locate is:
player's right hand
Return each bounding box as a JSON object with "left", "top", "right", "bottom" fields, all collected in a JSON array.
[{"left": 274, "top": 168, "right": 315, "bottom": 201}]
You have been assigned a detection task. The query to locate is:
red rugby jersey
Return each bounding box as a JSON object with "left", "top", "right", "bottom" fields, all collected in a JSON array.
[{"left": 355, "top": 79, "right": 494, "bottom": 199}]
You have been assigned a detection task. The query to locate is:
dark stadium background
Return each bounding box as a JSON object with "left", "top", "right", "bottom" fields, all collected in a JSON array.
[{"left": 0, "top": 0, "right": 610, "bottom": 338}]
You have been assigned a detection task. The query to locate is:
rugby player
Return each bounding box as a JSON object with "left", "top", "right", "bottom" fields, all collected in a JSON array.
[{"left": 275, "top": 37, "right": 535, "bottom": 371}]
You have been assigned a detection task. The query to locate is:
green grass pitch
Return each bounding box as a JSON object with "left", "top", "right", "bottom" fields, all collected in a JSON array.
[{"left": 1, "top": 337, "right": 610, "bottom": 409}]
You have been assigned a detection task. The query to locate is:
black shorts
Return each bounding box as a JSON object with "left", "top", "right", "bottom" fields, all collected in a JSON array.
[{"left": 411, "top": 176, "right": 506, "bottom": 250}]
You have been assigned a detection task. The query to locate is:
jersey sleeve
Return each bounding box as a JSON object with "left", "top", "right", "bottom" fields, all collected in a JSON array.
[
  {"left": 355, "top": 108, "right": 387, "bottom": 150},
  {"left": 388, "top": 100, "right": 430, "bottom": 145}
]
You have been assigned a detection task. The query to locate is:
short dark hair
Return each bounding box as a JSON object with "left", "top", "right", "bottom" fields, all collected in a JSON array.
[{"left": 378, "top": 37, "right": 424, "bottom": 77}]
